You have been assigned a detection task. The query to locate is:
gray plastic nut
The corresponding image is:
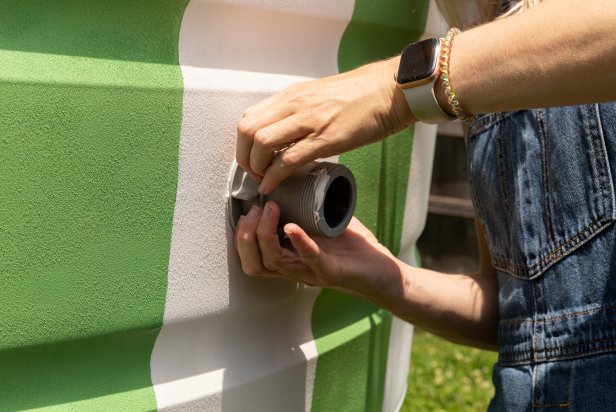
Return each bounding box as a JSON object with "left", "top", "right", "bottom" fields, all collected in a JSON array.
[{"left": 228, "top": 161, "right": 357, "bottom": 238}]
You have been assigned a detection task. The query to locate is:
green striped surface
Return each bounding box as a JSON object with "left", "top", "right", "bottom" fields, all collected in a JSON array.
[
  {"left": 0, "top": 1, "right": 431, "bottom": 410},
  {"left": 0, "top": 0, "right": 187, "bottom": 409},
  {"left": 311, "top": 1, "right": 430, "bottom": 411}
]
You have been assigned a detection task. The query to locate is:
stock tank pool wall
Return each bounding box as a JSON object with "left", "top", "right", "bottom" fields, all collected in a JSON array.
[{"left": 0, "top": 0, "right": 444, "bottom": 410}]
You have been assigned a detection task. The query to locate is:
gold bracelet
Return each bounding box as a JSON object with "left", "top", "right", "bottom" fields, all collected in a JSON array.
[{"left": 440, "top": 27, "right": 477, "bottom": 124}]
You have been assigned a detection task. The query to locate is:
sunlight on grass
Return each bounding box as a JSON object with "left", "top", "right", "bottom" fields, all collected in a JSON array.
[{"left": 401, "top": 329, "right": 498, "bottom": 412}]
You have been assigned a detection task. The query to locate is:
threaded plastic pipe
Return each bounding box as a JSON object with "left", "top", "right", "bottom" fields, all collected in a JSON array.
[{"left": 228, "top": 161, "right": 356, "bottom": 238}]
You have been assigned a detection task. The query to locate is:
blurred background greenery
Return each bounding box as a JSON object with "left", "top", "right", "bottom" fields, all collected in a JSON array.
[{"left": 401, "top": 329, "right": 497, "bottom": 412}]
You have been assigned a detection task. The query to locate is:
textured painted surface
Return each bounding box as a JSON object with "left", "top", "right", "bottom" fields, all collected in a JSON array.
[
  {"left": 0, "top": 0, "right": 187, "bottom": 409},
  {"left": 0, "top": 0, "right": 440, "bottom": 409},
  {"left": 150, "top": 1, "right": 355, "bottom": 410},
  {"left": 311, "top": 1, "right": 433, "bottom": 411}
]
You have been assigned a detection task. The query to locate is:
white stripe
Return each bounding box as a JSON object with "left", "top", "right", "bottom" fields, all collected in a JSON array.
[
  {"left": 150, "top": 0, "right": 354, "bottom": 410},
  {"left": 383, "top": 123, "right": 438, "bottom": 412},
  {"left": 396, "top": 122, "right": 438, "bottom": 267},
  {"left": 383, "top": 1, "right": 446, "bottom": 410}
]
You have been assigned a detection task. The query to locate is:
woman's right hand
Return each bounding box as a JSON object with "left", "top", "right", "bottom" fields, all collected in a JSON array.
[
  {"left": 234, "top": 201, "right": 407, "bottom": 305},
  {"left": 236, "top": 56, "right": 415, "bottom": 195}
]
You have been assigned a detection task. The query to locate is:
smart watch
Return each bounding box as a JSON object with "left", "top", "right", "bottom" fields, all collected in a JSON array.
[{"left": 396, "top": 38, "right": 455, "bottom": 124}]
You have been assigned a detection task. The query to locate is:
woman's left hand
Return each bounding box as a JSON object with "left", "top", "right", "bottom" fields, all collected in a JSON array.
[{"left": 236, "top": 57, "right": 413, "bottom": 195}]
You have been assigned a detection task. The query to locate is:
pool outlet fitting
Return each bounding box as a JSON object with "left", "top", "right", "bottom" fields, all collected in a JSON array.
[{"left": 228, "top": 161, "right": 357, "bottom": 238}]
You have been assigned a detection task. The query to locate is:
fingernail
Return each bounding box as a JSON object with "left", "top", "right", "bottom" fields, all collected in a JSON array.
[
  {"left": 263, "top": 202, "right": 272, "bottom": 217},
  {"left": 258, "top": 182, "right": 268, "bottom": 195},
  {"left": 247, "top": 205, "right": 260, "bottom": 218}
]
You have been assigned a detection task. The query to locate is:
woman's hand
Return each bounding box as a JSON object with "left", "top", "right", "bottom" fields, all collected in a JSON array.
[
  {"left": 234, "top": 201, "right": 407, "bottom": 303},
  {"left": 236, "top": 56, "right": 414, "bottom": 195}
]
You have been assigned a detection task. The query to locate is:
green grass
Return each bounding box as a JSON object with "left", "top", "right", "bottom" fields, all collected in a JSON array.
[{"left": 401, "top": 329, "right": 498, "bottom": 412}]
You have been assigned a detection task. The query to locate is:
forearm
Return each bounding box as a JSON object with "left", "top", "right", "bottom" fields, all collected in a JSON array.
[
  {"left": 443, "top": 0, "right": 616, "bottom": 114},
  {"left": 371, "top": 261, "right": 500, "bottom": 351}
]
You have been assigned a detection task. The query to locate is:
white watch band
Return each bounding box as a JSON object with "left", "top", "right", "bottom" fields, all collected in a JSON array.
[{"left": 403, "top": 78, "right": 455, "bottom": 124}]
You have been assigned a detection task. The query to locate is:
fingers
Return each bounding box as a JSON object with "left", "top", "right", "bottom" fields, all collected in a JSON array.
[
  {"left": 249, "top": 114, "right": 313, "bottom": 177},
  {"left": 235, "top": 206, "right": 278, "bottom": 277},
  {"left": 255, "top": 202, "right": 285, "bottom": 266},
  {"left": 236, "top": 105, "right": 292, "bottom": 176},
  {"left": 255, "top": 203, "right": 313, "bottom": 278},
  {"left": 238, "top": 108, "right": 323, "bottom": 194},
  {"left": 283, "top": 223, "right": 323, "bottom": 271},
  {"left": 259, "top": 138, "right": 323, "bottom": 195},
  {"left": 235, "top": 202, "right": 313, "bottom": 281}
]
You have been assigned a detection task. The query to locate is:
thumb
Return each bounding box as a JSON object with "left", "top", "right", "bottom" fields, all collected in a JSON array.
[{"left": 283, "top": 223, "right": 323, "bottom": 270}]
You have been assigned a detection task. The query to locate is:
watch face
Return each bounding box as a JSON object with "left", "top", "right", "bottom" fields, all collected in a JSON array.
[{"left": 397, "top": 38, "right": 441, "bottom": 86}]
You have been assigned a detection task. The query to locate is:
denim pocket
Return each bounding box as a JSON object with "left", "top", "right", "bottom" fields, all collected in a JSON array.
[{"left": 468, "top": 105, "right": 616, "bottom": 279}]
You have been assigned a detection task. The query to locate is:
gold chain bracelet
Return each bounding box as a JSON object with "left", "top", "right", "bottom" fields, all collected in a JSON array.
[{"left": 440, "top": 28, "right": 477, "bottom": 124}]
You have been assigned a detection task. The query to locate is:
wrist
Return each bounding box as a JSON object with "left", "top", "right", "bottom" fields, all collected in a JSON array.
[
  {"left": 364, "top": 253, "right": 412, "bottom": 314},
  {"left": 385, "top": 56, "right": 418, "bottom": 127}
]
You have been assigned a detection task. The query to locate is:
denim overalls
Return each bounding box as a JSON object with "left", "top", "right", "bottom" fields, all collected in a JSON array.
[{"left": 467, "top": 103, "right": 616, "bottom": 411}]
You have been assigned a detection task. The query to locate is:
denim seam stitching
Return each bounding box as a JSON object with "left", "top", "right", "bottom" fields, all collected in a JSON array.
[
  {"left": 530, "top": 360, "right": 539, "bottom": 408},
  {"left": 539, "top": 344, "right": 616, "bottom": 362},
  {"left": 499, "top": 304, "right": 616, "bottom": 325},
  {"left": 566, "top": 359, "right": 575, "bottom": 409},
  {"left": 469, "top": 111, "right": 521, "bottom": 135},
  {"left": 584, "top": 105, "right": 604, "bottom": 206},
  {"left": 499, "top": 344, "right": 616, "bottom": 366},
  {"left": 494, "top": 219, "right": 602, "bottom": 270},
  {"left": 496, "top": 131, "right": 512, "bottom": 228},
  {"left": 535, "top": 336, "right": 616, "bottom": 353},
  {"left": 531, "top": 281, "right": 539, "bottom": 363},
  {"left": 492, "top": 217, "right": 614, "bottom": 278},
  {"left": 532, "top": 402, "right": 570, "bottom": 409},
  {"left": 582, "top": 103, "right": 615, "bottom": 228},
  {"left": 594, "top": 103, "right": 616, "bottom": 220},
  {"left": 538, "top": 110, "right": 556, "bottom": 245}
]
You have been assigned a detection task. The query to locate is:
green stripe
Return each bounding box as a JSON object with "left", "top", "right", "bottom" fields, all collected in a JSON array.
[
  {"left": 311, "top": 1, "right": 430, "bottom": 411},
  {"left": 310, "top": 293, "right": 393, "bottom": 412},
  {"left": 0, "top": 0, "right": 187, "bottom": 409}
]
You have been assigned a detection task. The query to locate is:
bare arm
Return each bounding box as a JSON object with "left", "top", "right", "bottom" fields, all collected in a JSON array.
[
  {"left": 388, "top": 267, "right": 498, "bottom": 350},
  {"left": 443, "top": 0, "right": 616, "bottom": 115},
  {"left": 235, "top": 203, "right": 500, "bottom": 350},
  {"left": 371, "top": 221, "right": 499, "bottom": 350}
]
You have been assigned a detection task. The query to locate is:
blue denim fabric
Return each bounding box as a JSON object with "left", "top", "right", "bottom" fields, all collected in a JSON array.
[{"left": 467, "top": 103, "right": 616, "bottom": 411}]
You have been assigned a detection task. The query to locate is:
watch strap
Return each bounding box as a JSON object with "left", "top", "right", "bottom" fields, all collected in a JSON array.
[{"left": 403, "top": 78, "right": 456, "bottom": 124}]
